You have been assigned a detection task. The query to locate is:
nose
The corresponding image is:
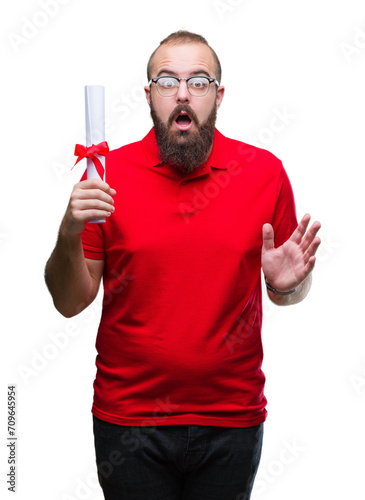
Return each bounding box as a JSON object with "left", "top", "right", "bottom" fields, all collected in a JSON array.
[{"left": 175, "top": 79, "right": 190, "bottom": 102}]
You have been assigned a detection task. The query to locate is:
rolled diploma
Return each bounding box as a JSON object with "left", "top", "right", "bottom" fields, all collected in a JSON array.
[{"left": 85, "top": 85, "right": 106, "bottom": 223}]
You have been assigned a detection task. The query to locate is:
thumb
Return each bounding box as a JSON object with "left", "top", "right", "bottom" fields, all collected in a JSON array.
[{"left": 262, "top": 223, "right": 275, "bottom": 252}]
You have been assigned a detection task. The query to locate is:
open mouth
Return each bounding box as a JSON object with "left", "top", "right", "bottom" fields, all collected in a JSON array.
[{"left": 175, "top": 112, "right": 193, "bottom": 131}]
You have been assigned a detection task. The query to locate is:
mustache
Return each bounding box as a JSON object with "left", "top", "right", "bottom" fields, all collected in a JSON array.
[{"left": 168, "top": 105, "right": 199, "bottom": 127}]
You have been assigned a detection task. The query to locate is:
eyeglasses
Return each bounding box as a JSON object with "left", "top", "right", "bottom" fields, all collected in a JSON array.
[{"left": 149, "top": 76, "right": 219, "bottom": 97}]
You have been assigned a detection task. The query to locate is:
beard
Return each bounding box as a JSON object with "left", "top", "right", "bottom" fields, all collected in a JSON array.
[{"left": 150, "top": 98, "right": 217, "bottom": 174}]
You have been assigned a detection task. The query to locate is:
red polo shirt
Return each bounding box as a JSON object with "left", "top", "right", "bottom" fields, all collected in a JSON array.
[{"left": 81, "top": 128, "right": 297, "bottom": 427}]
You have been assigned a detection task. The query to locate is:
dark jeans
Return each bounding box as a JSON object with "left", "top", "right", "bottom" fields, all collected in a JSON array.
[{"left": 93, "top": 415, "right": 263, "bottom": 500}]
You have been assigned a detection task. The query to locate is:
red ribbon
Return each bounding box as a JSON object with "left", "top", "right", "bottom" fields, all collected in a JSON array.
[{"left": 73, "top": 141, "right": 109, "bottom": 179}]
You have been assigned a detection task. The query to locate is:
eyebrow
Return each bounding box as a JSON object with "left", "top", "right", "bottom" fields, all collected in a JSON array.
[{"left": 156, "top": 68, "right": 212, "bottom": 78}]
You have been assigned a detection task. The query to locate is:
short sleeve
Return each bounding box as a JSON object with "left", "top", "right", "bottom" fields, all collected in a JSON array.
[
  {"left": 81, "top": 221, "right": 105, "bottom": 260},
  {"left": 271, "top": 163, "right": 298, "bottom": 248}
]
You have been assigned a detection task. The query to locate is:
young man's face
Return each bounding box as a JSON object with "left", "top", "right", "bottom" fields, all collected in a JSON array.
[
  {"left": 144, "top": 42, "right": 225, "bottom": 173},
  {"left": 145, "top": 42, "right": 224, "bottom": 131}
]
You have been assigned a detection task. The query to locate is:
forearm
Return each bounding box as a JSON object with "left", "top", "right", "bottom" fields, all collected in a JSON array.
[
  {"left": 44, "top": 229, "right": 96, "bottom": 317},
  {"left": 266, "top": 273, "right": 312, "bottom": 306}
]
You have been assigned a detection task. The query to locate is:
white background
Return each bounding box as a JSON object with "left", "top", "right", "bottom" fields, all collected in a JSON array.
[{"left": 1, "top": 0, "right": 364, "bottom": 498}]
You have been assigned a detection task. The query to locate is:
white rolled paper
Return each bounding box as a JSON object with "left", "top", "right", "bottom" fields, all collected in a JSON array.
[{"left": 85, "top": 85, "right": 106, "bottom": 223}]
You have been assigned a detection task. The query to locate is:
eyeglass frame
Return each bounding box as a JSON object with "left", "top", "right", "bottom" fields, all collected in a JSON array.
[{"left": 148, "top": 75, "right": 220, "bottom": 97}]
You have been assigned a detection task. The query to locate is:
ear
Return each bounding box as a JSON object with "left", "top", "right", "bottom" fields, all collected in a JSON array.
[
  {"left": 144, "top": 85, "right": 151, "bottom": 108},
  {"left": 216, "top": 85, "right": 225, "bottom": 109}
]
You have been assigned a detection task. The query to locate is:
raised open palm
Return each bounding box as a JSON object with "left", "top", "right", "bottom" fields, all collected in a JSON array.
[{"left": 261, "top": 214, "right": 321, "bottom": 292}]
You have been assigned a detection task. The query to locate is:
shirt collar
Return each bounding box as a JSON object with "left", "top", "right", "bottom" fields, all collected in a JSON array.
[{"left": 141, "top": 127, "right": 228, "bottom": 173}]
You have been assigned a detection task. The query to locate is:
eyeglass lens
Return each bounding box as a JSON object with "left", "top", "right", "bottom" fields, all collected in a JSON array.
[{"left": 156, "top": 77, "right": 211, "bottom": 96}]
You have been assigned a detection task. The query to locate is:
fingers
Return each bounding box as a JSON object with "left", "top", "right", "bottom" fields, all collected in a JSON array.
[
  {"left": 290, "top": 214, "right": 321, "bottom": 249},
  {"left": 76, "top": 178, "right": 116, "bottom": 199},
  {"left": 72, "top": 179, "right": 116, "bottom": 214},
  {"left": 262, "top": 223, "right": 275, "bottom": 252},
  {"left": 304, "top": 236, "right": 321, "bottom": 263},
  {"left": 62, "top": 179, "right": 117, "bottom": 236},
  {"left": 71, "top": 200, "right": 114, "bottom": 219},
  {"left": 76, "top": 188, "right": 115, "bottom": 205},
  {"left": 304, "top": 254, "right": 317, "bottom": 276},
  {"left": 289, "top": 213, "right": 311, "bottom": 243},
  {"left": 294, "top": 215, "right": 321, "bottom": 271},
  {"left": 299, "top": 220, "right": 321, "bottom": 261}
]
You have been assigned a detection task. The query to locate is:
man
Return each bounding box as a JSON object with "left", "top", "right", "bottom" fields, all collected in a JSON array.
[{"left": 45, "top": 31, "right": 321, "bottom": 500}]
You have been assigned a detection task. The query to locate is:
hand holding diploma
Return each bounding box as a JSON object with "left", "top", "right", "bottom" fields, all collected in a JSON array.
[
  {"left": 73, "top": 85, "right": 110, "bottom": 224},
  {"left": 61, "top": 86, "right": 116, "bottom": 237},
  {"left": 59, "top": 178, "right": 116, "bottom": 238}
]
